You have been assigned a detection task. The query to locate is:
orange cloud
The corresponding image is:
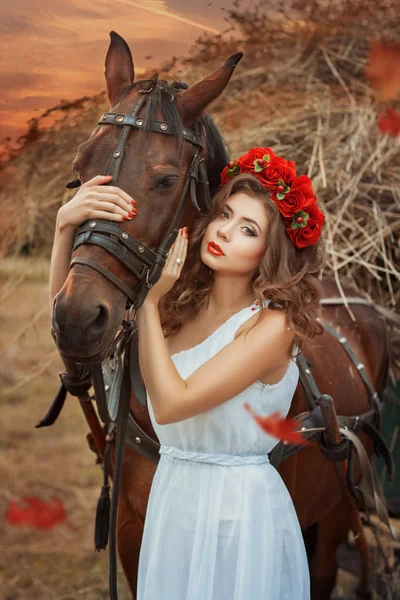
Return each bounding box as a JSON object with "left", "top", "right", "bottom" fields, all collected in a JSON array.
[{"left": 0, "top": 0, "right": 225, "bottom": 143}]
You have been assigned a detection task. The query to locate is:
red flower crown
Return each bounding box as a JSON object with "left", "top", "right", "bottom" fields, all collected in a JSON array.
[{"left": 220, "top": 147, "right": 325, "bottom": 249}]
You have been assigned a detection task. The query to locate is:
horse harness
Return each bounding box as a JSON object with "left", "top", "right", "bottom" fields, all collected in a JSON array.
[
  {"left": 40, "top": 80, "right": 395, "bottom": 598},
  {"left": 42, "top": 78, "right": 215, "bottom": 600},
  {"left": 67, "top": 75, "right": 211, "bottom": 310}
]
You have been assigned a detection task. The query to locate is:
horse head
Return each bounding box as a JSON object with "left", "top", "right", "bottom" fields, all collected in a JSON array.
[{"left": 52, "top": 31, "right": 242, "bottom": 362}]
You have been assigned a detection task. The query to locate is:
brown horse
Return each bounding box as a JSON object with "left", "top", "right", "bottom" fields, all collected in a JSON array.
[{"left": 52, "top": 33, "right": 392, "bottom": 599}]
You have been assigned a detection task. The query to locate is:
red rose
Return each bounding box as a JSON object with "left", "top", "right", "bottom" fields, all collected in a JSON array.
[
  {"left": 285, "top": 203, "right": 325, "bottom": 249},
  {"left": 258, "top": 155, "right": 297, "bottom": 190},
  {"left": 272, "top": 175, "right": 315, "bottom": 218},
  {"left": 237, "top": 147, "right": 276, "bottom": 173}
]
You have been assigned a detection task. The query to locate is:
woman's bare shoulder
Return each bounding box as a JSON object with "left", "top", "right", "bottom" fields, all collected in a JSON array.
[{"left": 234, "top": 305, "right": 290, "bottom": 340}]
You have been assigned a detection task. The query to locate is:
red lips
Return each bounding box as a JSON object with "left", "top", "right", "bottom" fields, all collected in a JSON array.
[{"left": 207, "top": 242, "right": 224, "bottom": 256}]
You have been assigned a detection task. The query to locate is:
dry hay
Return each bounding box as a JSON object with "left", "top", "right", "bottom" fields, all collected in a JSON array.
[{"left": 0, "top": 0, "right": 399, "bottom": 376}]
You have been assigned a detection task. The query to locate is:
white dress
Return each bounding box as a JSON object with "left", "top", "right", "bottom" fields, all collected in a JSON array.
[{"left": 137, "top": 299, "right": 310, "bottom": 600}]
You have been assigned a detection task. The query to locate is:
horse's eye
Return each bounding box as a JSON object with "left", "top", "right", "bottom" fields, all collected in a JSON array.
[{"left": 155, "top": 176, "right": 178, "bottom": 190}]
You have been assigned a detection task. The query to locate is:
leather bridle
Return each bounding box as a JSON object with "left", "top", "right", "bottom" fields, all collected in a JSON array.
[
  {"left": 67, "top": 77, "right": 211, "bottom": 310},
  {"left": 61, "top": 78, "right": 215, "bottom": 599}
]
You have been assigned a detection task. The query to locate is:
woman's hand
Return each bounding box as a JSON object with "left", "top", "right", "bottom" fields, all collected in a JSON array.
[
  {"left": 57, "top": 174, "right": 137, "bottom": 232},
  {"left": 143, "top": 227, "right": 188, "bottom": 307}
]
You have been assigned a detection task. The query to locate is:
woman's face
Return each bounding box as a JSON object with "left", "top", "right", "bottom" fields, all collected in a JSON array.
[{"left": 200, "top": 192, "right": 269, "bottom": 276}]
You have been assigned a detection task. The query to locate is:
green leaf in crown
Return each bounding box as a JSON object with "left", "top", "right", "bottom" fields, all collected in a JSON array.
[
  {"left": 291, "top": 210, "right": 309, "bottom": 230},
  {"left": 227, "top": 160, "right": 240, "bottom": 178},
  {"left": 254, "top": 154, "right": 271, "bottom": 173},
  {"left": 276, "top": 178, "right": 291, "bottom": 200}
]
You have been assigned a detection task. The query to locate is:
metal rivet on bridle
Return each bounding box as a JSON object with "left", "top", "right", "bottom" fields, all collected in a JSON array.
[
  {"left": 305, "top": 368, "right": 311, "bottom": 375},
  {"left": 160, "top": 123, "right": 168, "bottom": 131},
  {"left": 101, "top": 114, "right": 107, "bottom": 120},
  {"left": 113, "top": 151, "right": 121, "bottom": 158},
  {"left": 182, "top": 129, "right": 187, "bottom": 135},
  {"left": 135, "top": 437, "right": 141, "bottom": 444},
  {"left": 89, "top": 221, "right": 96, "bottom": 228},
  {"left": 339, "top": 336, "right": 347, "bottom": 344},
  {"left": 104, "top": 385, "right": 110, "bottom": 391},
  {"left": 301, "top": 427, "right": 306, "bottom": 431},
  {"left": 357, "top": 363, "right": 365, "bottom": 370},
  {"left": 121, "top": 232, "right": 128, "bottom": 240},
  {"left": 116, "top": 115, "right": 124, "bottom": 123},
  {"left": 136, "top": 119, "right": 144, "bottom": 126},
  {"left": 138, "top": 245, "right": 145, "bottom": 253}
]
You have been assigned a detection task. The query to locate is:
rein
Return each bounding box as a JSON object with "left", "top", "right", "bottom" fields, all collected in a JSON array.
[{"left": 60, "top": 79, "right": 213, "bottom": 600}]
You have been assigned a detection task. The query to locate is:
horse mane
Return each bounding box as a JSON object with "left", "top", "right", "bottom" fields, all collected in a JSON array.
[{"left": 119, "top": 78, "right": 230, "bottom": 198}]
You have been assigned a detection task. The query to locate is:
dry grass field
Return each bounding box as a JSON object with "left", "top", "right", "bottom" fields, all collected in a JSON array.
[
  {"left": 1, "top": 263, "right": 398, "bottom": 599},
  {"left": 0, "top": 268, "right": 131, "bottom": 599}
]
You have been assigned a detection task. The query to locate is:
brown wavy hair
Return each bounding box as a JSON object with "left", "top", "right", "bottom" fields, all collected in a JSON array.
[{"left": 160, "top": 173, "right": 326, "bottom": 353}]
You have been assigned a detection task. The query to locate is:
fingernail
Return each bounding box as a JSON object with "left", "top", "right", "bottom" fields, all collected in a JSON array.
[
  {"left": 128, "top": 213, "right": 135, "bottom": 219},
  {"left": 122, "top": 216, "right": 127, "bottom": 221},
  {"left": 104, "top": 175, "right": 112, "bottom": 178},
  {"left": 131, "top": 208, "right": 138, "bottom": 214},
  {"left": 131, "top": 200, "right": 136, "bottom": 205}
]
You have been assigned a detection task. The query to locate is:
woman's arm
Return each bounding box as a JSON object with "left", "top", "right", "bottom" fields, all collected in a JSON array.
[
  {"left": 136, "top": 229, "right": 294, "bottom": 425},
  {"left": 137, "top": 302, "right": 293, "bottom": 425},
  {"left": 49, "top": 219, "right": 76, "bottom": 305},
  {"left": 48, "top": 174, "right": 137, "bottom": 306}
]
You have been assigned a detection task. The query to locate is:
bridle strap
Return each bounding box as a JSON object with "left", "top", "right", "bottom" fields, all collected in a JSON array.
[
  {"left": 99, "top": 112, "right": 201, "bottom": 147},
  {"left": 103, "top": 95, "right": 148, "bottom": 182},
  {"left": 70, "top": 83, "right": 208, "bottom": 310},
  {"left": 70, "top": 257, "right": 137, "bottom": 303}
]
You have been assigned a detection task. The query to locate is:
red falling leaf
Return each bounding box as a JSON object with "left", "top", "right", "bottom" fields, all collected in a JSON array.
[
  {"left": 244, "top": 403, "right": 310, "bottom": 445},
  {"left": 5, "top": 495, "right": 66, "bottom": 530},
  {"left": 377, "top": 107, "right": 400, "bottom": 137},
  {"left": 365, "top": 41, "right": 400, "bottom": 102}
]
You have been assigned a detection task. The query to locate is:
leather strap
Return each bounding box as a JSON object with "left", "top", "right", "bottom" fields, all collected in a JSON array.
[
  {"left": 71, "top": 257, "right": 138, "bottom": 304},
  {"left": 126, "top": 413, "right": 161, "bottom": 463},
  {"left": 129, "top": 329, "right": 147, "bottom": 407},
  {"left": 339, "top": 428, "right": 394, "bottom": 536},
  {"left": 35, "top": 367, "right": 92, "bottom": 428},
  {"left": 98, "top": 112, "right": 202, "bottom": 148},
  {"left": 109, "top": 351, "right": 133, "bottom": 599}
]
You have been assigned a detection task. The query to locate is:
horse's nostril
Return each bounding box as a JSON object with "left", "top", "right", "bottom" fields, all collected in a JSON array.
[{"left": 91, "top": 304, "right": 110, "bottom": 334}]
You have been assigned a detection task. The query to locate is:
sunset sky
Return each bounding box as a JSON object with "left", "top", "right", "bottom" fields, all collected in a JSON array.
[{"left": 0, "top": 0, "right": 241, "bottom": 142}]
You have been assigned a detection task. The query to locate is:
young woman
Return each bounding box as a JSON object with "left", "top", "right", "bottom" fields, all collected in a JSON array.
[{"left": 50, "top": 146, "right": 325, "bottom": 599}]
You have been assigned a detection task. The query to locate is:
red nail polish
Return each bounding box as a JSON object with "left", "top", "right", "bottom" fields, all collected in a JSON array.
[
  {"left": 131, "top": 200, "right": 136, "bottom": 205},
  {"left": 122, "top": 216, "right": 127, "bottom": 221},
  {"left": 131, "top": 208, "right": 138, "bottom": 214},
  {"left": 128, "top": 213, "right": 135, "bottom": 218}
]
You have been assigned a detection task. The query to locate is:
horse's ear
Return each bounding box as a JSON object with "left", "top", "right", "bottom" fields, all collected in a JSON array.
[
  {"left": 176, "top": 52, "right": 243, "bottom": 124},
  {"left": 105, "top": 31, "right": 135, "bottom": 106}
]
